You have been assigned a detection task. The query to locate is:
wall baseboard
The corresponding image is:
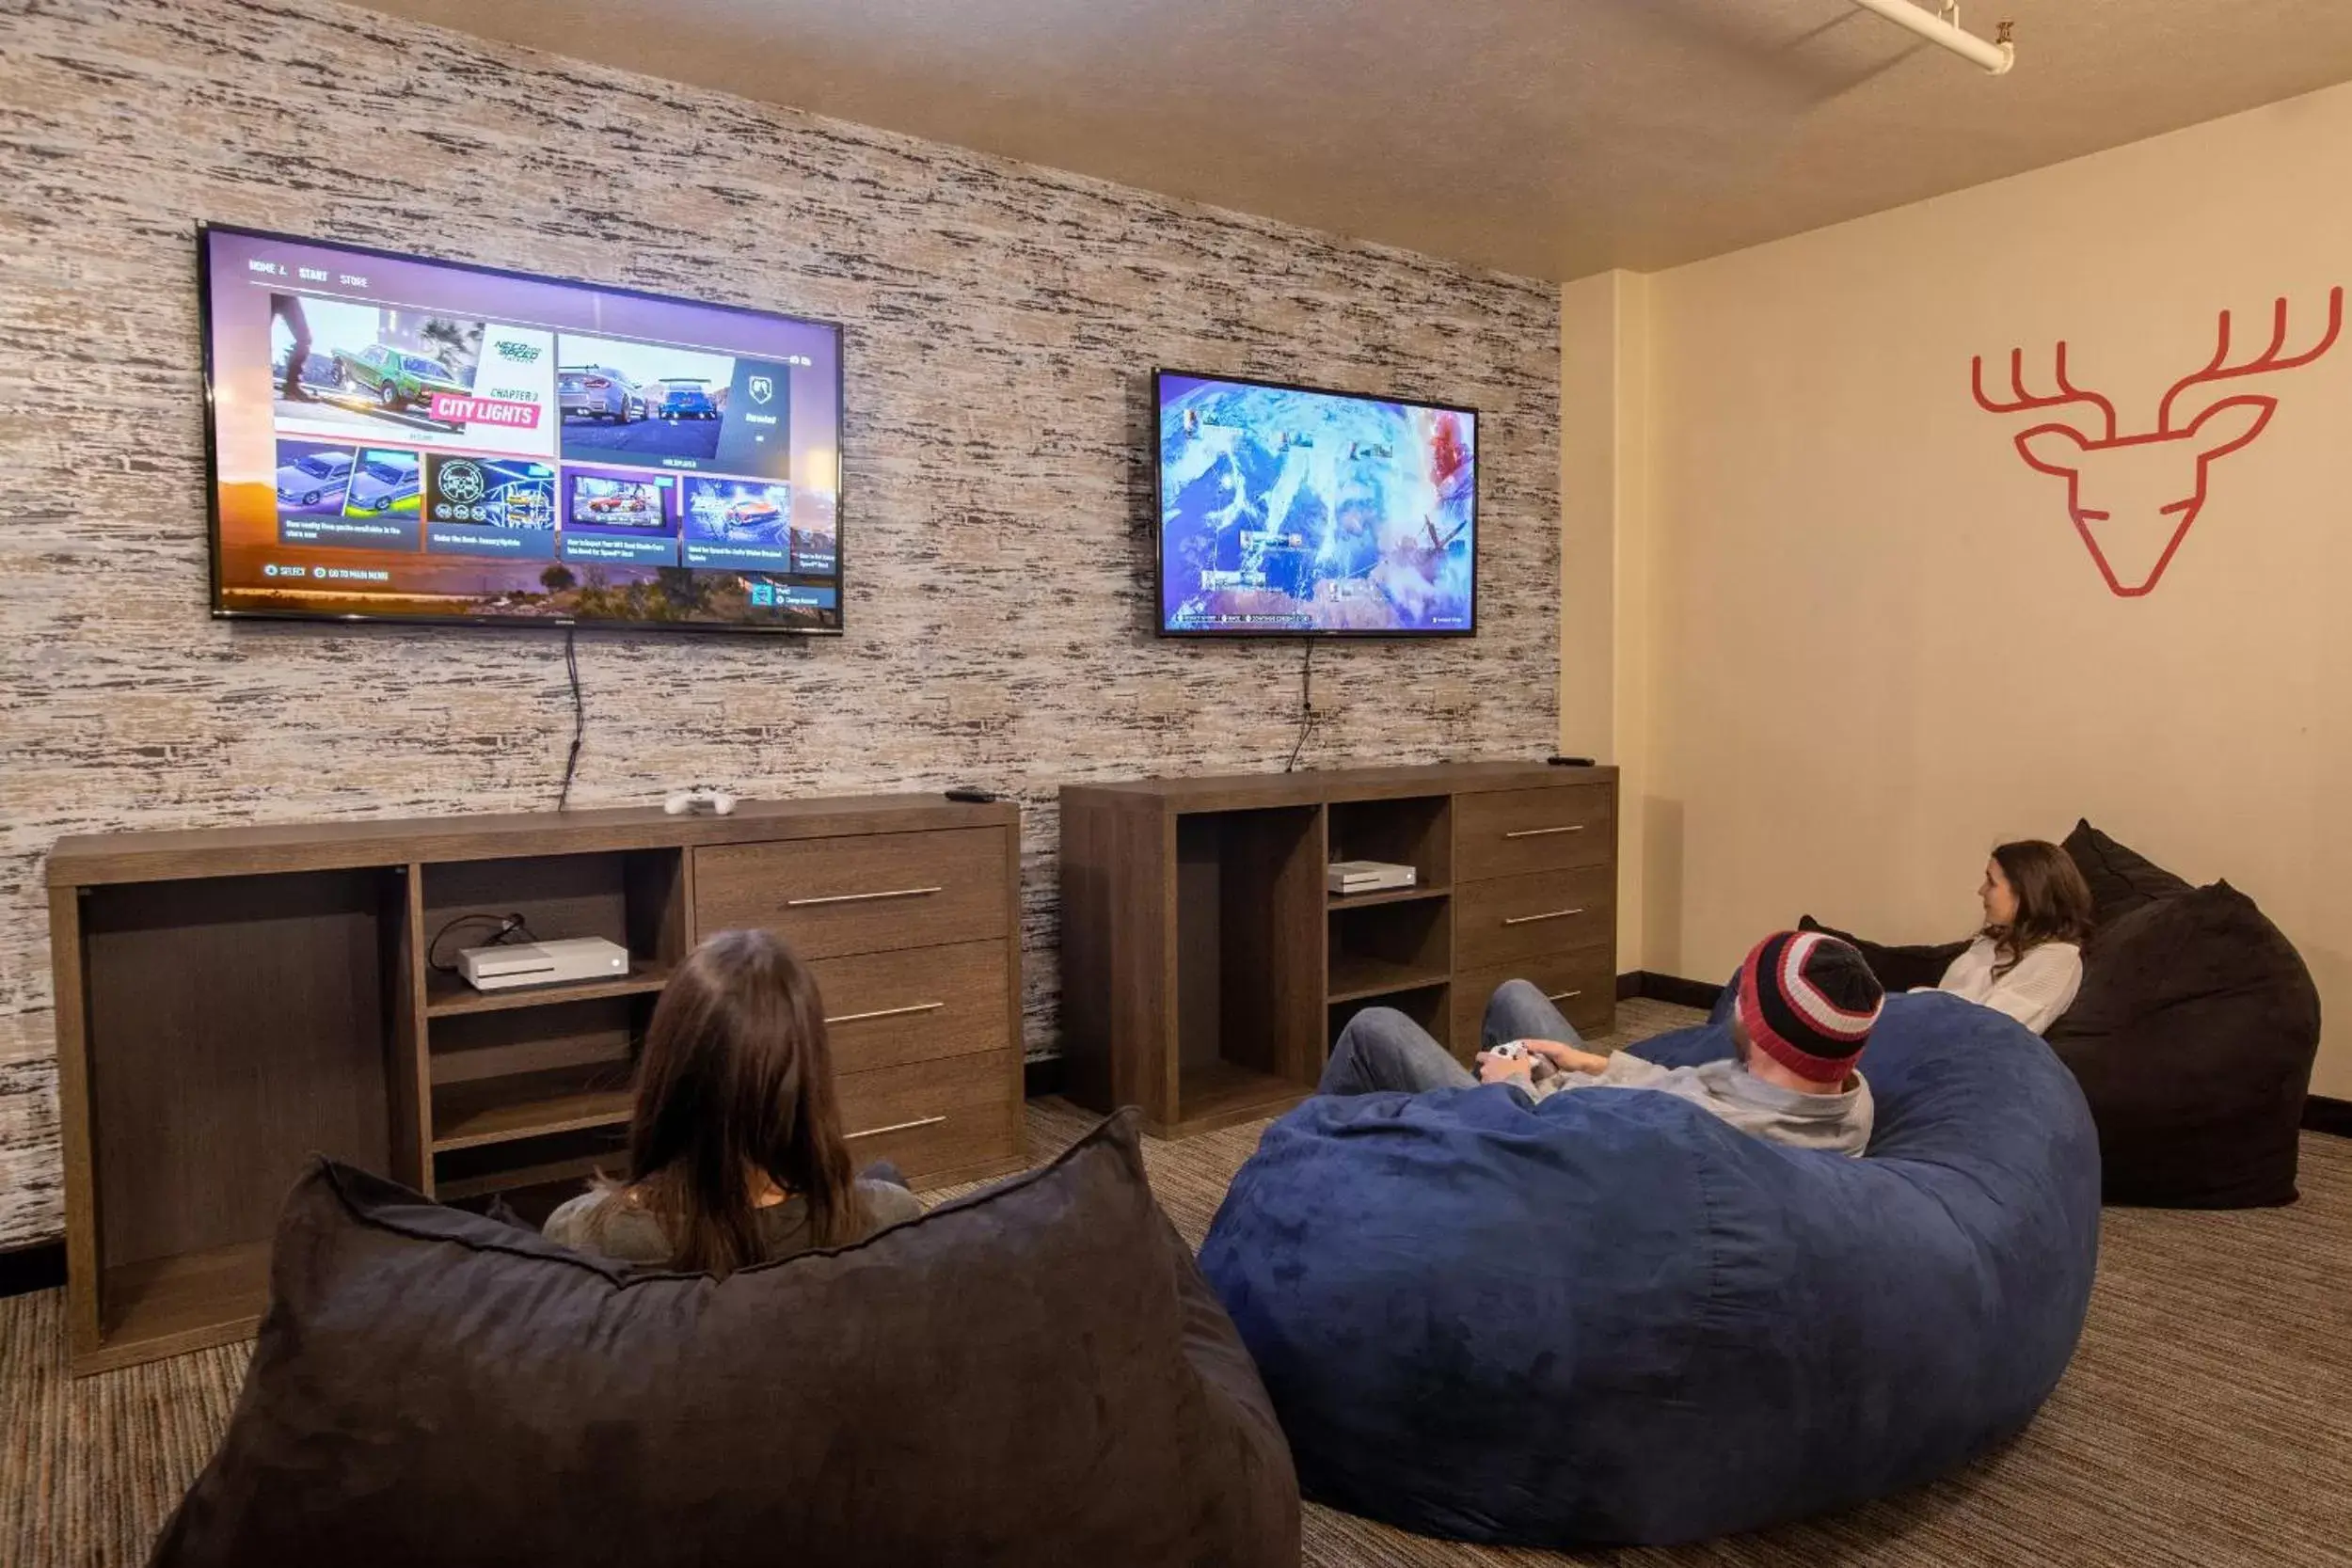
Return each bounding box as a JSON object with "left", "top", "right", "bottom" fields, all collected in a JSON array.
[
  {"left": 1620, "top": 982, "right": 2352, "bottom": 1141},
  {"left": 0, "top": 1241, "right": 64, "bottom": 1300},
  {"left": 1023, "top": 986, "right": 2352, "bottom": 1133},
  {"left": 2306, "top": 1095, "right": 2352, "bottom": 1138},
  {"left": 1627, "top": 972, "right": 1724, "bottom": 1010}
]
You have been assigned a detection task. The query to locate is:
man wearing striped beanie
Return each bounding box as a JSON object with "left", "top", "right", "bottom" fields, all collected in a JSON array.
[{"left": 1480, "top": 929, "right": 1885, "bottom": 1157}]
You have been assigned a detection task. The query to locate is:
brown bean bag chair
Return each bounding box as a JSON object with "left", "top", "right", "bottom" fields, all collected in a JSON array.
[
  {"left": 151, "top": 1111, "right": 1299, "bottom": 1568},
  {"left": 1804, "top": 822, "right": 2321, "bottom": 1208}
]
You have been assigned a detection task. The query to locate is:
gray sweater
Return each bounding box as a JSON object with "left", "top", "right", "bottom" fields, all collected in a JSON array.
[
  {"left": 543, "top": 1178, "right": 925, "bottom": 1267},
  {"left": 1528, "top": 1052, "right": 1875, "bottom": 1157}
]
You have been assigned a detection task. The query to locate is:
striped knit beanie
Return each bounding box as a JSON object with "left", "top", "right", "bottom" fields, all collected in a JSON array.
[{"left": 1735, "top": 930, "right": 1884, "bottom": 1084}]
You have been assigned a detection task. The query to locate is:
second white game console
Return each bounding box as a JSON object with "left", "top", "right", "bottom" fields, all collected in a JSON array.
[
  {"left": 458, "top": 936, "right": 631, "bottom": 992},
  {"left": 1327, "top": 860, "right": 1419, "bottom": 895}
]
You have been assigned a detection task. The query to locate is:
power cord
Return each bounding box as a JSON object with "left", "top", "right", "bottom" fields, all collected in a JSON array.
[
  {"left": 1284, "top": 640, "right": 1318, "bottom": 773},
  {"left": 557, "top": 625, "right": 586, "bottom": 812},
  {"left": 427, "top": 912, "right": 538, "bottom": 974}
]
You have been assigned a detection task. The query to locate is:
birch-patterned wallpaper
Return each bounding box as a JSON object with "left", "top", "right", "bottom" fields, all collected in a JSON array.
[{"left": 0, "top": 0, "right": 1561, "bottom": 1247}]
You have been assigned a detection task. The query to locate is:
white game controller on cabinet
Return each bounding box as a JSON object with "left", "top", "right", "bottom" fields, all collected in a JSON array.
[{"left": 663, "top": 785, "right": 738, "bottom": 816}]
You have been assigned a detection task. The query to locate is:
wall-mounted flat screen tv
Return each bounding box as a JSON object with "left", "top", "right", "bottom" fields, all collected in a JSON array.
[
  {"left": 200, "top": 225, "right": 845, "bottom": 632},
  {"left": 1155, "top": 370, "right": 1476, "bottom": 637}
]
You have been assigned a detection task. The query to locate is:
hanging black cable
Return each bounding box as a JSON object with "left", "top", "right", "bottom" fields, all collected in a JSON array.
[
  {"left": 426, "top": 911, "right": 537, "bottom": 974},
  {"left": 556, "top": 626, "right": 586, "bottom": 812},
  {"left": 1284, "top": 639, "right": 1317, "bottom": 773}
]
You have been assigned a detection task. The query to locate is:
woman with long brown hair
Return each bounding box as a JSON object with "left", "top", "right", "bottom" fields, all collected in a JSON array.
[
  {"left": 544, "top": 927, "right": 921, "bottom": 1273},
  {"left": 1925, "top": 840, "right": 2096, "bottom": 1035}
]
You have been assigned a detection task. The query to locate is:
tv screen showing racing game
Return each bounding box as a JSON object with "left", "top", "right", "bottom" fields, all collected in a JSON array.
[
  {"left": 201, "top": 226, "right": 844, "bottom": 632},
  {"left": 1155, "top": 370, "right": 1476, "bottom": 637}
]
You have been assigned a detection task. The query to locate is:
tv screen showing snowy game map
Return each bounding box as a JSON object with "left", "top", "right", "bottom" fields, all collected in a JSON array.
[
  {"left": 200, "top": 225, "right": 844, "bottom": 633},
  {"left": 1155, "top": 370, "right": 1477, "bottom": 637}
]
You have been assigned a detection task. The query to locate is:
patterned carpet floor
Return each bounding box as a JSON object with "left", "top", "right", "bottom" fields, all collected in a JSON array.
[{"left": 5, "top": 998, "right": 2350, "bottom": 1566}]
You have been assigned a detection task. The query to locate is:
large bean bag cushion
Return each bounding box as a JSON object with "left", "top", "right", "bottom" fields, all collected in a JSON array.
[
  {"left": 1802, "top": 821, "right": 2198, "bottom": 994},
  {"left": 1798, "top": 913, "right": 1965, "bottom": 992},
  {"left": 1198, "top": 993, "right": 2099, "bottom": 1548},
  {"left": 2049, "top": 879, "right": 2320, "bottom": 1207},
  {"left": 1809, "top": 822, "right": 2322, "bottom": 1208},
  {"left": 153, "top": 1113, "right": 1297, "bottom": 1568},
  {"left": 2061, "top": 818, "right": 2193, "bottom": 919}
]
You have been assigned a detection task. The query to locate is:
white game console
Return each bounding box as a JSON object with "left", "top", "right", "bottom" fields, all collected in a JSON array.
[
  {"left": 458, "top": 936, "right": 632, "bottom": 992},
  {"left": 1327, "top": 859, "right": 1419, "bottom": 895}
]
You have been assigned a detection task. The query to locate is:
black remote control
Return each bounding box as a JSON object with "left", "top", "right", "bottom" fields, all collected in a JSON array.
[
  {"left": 1548, "top": 754, "right": 1597, "bottom": 768},
  {"left": 946, "top": 786, "right": 1000, "bottom": 803}
]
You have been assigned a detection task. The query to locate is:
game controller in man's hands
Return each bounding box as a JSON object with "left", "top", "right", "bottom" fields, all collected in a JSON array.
[{"left": 1482, "top": 1038, "right": 1560, "bottom": 1083}]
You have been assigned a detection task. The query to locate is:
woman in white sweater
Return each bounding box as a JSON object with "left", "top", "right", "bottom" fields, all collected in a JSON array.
[{"left": 1920, "top": 841, "right": 2096, "bottom": 1035}]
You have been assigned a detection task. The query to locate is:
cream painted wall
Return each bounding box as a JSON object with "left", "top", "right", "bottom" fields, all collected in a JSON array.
[
  {"left": 1559, "top": 271, "right": 1653, "bottom": 969},
  {"left": 1610, "top": 80, "right": 2352, "bottom": 1096}
]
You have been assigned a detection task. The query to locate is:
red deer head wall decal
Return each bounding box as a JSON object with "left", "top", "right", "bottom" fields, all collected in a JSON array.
[{"left": 1971, "top": 288, "right": 2342, "bottom": 597}]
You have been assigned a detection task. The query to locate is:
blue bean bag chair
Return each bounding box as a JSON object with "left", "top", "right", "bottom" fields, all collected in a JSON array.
[{"left": 1197, "top": 990, "right": 2101, "bottom": 1546}]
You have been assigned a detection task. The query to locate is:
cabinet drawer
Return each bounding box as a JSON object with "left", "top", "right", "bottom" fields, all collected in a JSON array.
[
  {"left": 695, "top": 828, "right": 1009, "bottom": 959},
  {"left": 809, "top": 940, "right": 1011, "bottom": 1074},
  {"left": 1454, "top": 786, "right": 1613, "bottom": 883},
  {"left": 836, "top": 1049, "right": 1020, "bottom": 1189},
  {"left": 1451, "top": 948, "right": 1616, "bottom": 1059},
  {"left": 1455, "top": 864, "right": 1613, "bottom": 971}
]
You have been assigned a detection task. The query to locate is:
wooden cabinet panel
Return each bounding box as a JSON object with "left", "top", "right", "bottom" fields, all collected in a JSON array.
[
  {"left": 835, "top": 1050, "right": 1021, "bottom": 1188},
  {"left": 694, "top": 828, "right": 1008, "bottom": 958},
  {"left": 1450, "top": 946, "right": 1617, "bottom": 1060},
  {"left": 56, "top": 793, "right": 1024, "bottom": 1374},
  {"left": 1062, "top": 764, "right": 1619, "bottom": 1142},
  {"left": 1454, "top": 785, "right": 1613, "bottom": 883},
  {"left": 1454, "top": 864, "right": 1614, "bottom": 972},
  {"left": 808, "top": 940, "right": 1011, "bottom": 1074}
]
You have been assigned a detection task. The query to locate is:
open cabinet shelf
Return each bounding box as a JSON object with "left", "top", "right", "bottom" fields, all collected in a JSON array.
[
  {"left": 1327, "top": 883, "right": 1451, "bottom": 911},
  {"left": 90, "top": 1238, "right": 274, "bottom": 1375},
  {"left": 422, "top": 961, "right": 675, "bottom": 1018},
  {"left": 430, "top": 1066, "right": 636, "bottom": 1153},
  {"left": 1327, "top": 954, "right": 1454, "bottom": 1005}
]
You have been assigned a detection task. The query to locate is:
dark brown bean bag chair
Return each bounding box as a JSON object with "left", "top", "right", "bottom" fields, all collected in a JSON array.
[
  {"left": 151, "top": 1112, "right": 1299, "bottom": 1568},
  {"left": 1804, "top": 822, "right": 2321, "bottom": 1208},
  {"left": 1795, "top": 915, "right": 1966, "bottom": 994}
]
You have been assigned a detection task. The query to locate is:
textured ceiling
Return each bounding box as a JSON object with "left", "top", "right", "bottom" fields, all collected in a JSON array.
[{"left": 350, "top": 0, "right": 2352, "bottom": 279}]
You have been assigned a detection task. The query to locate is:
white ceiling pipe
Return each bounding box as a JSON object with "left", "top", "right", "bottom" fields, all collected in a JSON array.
[{"left": 1849, "top": 0, "right": 2015, "bottom": 74}]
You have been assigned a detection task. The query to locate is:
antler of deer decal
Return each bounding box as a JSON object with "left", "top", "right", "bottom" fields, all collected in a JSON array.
[{"left": 1972, "top": 289, "right": 2342, "bottom": 597}]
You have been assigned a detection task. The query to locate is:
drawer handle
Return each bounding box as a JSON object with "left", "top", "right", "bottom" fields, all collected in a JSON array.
[
  {"left": 786, "top": 885, "right": 943, "bottom": 908},
  {"left": 1547, "top": 989, "right": 1584, "bottom": 1002},
  {"left": 846, "top": 1114, "right": 947, "bottom": 1141},
  {"left": 1503, "top": 824, "right": 1586, "bottom": 840},
  {"left": 1502, "top": 906, "right": 1586, "bottom": 927},
  {"left": 827, "top": 1001, "right": 946, "bottom": 1026}
]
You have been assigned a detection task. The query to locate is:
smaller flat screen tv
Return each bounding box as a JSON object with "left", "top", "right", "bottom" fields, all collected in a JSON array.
[
  {"left": 199, "top": 225, "right": 844, "bottom": 633},
  {"left": 1155, "top": 370, "right": 1477, "bottom": 637}
]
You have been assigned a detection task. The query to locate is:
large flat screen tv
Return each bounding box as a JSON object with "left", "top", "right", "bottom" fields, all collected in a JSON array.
[
  {"left": 199, "top": 225, "right": 845, "bottom": 632},
  {"left": 1155, "top": 370, "right": 1476, "bottom": 637}
]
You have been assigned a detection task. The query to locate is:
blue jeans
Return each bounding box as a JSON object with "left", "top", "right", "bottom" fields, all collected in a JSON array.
[{"left": 1318, "top": 980, "right": 1587, "bottom": 1096}]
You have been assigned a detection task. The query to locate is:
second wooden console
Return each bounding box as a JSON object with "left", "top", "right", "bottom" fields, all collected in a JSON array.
[{"left": 1059, "top": 761, "right": 1619, "bottom": 1137}]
